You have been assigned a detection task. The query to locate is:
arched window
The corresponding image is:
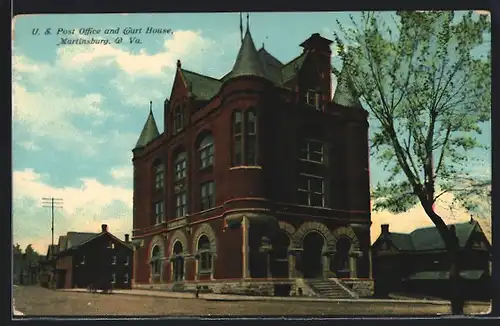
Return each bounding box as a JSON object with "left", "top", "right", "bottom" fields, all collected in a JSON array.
[
  {"left": 199, "top": 135, "right": 214, "bottom": 169},
  {"left": 154, "top": 162, "right": 164, "bottom": 190},
  {"left": 174, "top": 152, "right": 187, "bottom": 181},
  {"left": 151, "top": 245, "right": 161, "bottom": 276},
  {"left": 245, "top": 109, "right": 257, "bottom": 165},
  {"left": 232, "top": 111, "right": 243, "bottom": 165},
  {"left": 197, "top": 235, "right": 212, "bottom": 272}
]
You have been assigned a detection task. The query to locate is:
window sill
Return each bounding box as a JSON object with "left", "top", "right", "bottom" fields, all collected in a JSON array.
[
  {"left": 229, "top": 165, "right": 262, "bottom": 170},
  {"left": 198, "top": 270, "right": 212, "bottom": 275},
  {"left": 298, "top": 158, "right": 324, "bottom": 165},
  {"left": 199, "top": 165, "right": 213, "bottom": 172}
]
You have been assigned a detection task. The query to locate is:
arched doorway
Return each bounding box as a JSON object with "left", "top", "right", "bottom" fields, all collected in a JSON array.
[
  {"left": 172, "top": 241, "right": 184, "bottom": 282},
  {"left": 332, "top": 236, "right": 351, "bottom": 278},
  {"left": 302, "top": 231, "right": 324, "bottom": 279},
  {"left": 271, "top": 231, "right": 290, "bottom": 278}
]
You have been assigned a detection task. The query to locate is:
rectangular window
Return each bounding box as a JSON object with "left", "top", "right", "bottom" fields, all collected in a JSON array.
[
  {"left": 299, "top": 139, "right": 324, "bottom": 163},
  {"left": 125, "top": 256, "right": 129, "bottom": 266},
  {"left": 200, "top": 181, "right": 215, "bottom": 211},
  {"left": 124, "top": 273, "right": 129, "bottom": 283},
  {"left": 200, "top": 144, "right": 214, "bottom": 169},
  {"left": 155, "top": 201, "right": 164, "bottom": 224},
  {"left": 174, "top": 159, "right": 187, "bottom": 181},
  {"left": 233, "top": 111, "right": 243, "bottom": 166},
  {"left": 200, "top": 251, "right": 212, "bottom": 271},
  {"left": 305, "top": 90, "right": 321, "bottom": 109},
  {"left": 155, "top": 164, "right": 164, "bottom": 190},
  {"left": 297, "top": 174, "right": 325, "bottom": 207},
  {"left": 175, "top": 192, "right": 188, "bottom": 217},
  {"left": 81, "top": 255, "right": 85, "bottom": 265},
  {"left": 174, "top": 106, "right": 183, "bottom": 132},
  {"left": 245, "top": 110, "right": 257, "bottom": 165},
  {"left": 111, "top": 256, "right": 117, "bottom": 265},
  {"left": 111, "top": 273, "right": 116, "bottom": 283}
]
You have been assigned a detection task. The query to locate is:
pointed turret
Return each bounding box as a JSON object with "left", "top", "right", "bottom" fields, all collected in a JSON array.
[
  {"left": 333, "top": 67, "right": 362, "bottom": 108},
  {"left": 134, "top": 101, "right": 160, "bottom": 149},
  {"left": 226, "top": 29, "right": 268, "bottom": 80}
]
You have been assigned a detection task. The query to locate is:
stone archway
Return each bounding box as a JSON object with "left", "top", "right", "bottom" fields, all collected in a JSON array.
[
  {"left": 149, "top": 235, "right": 165, "bottom": 283},
  {"left": 331, "top": 226, "right": 361, "bottom": 278},
  {"left": 191, "top": 223, "right": 217, "bottom": 253},
  {"left": 294, "top": 221, "right": 335, "bottom": 249},
  {"left": 168, "top": 230, "right": 189, "bottom": 256},
  {"left": 332, "top": 226, "right": 360, "bottom": 251}
]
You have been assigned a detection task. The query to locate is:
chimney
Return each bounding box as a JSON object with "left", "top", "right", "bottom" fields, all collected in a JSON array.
[
  {"left": 101, "top": 224, "right": 108, "bottom": 233},
  {"left": 381, "top": 224, "right": 390, "bottom": 235},
  {"left": 125, "top": 234, "right": 130, "bottom": 243}
]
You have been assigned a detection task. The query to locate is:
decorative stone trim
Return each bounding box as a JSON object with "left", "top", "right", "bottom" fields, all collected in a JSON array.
[
  {"left": 332, "top": 226, "right": 361, "bottom": 251},
  {"left": 168, "top": 229, "right": 189, "bottom": 255},
  {"left": 294, "top": 221, "right": 335, "bottom": 248},
  {"left": 191, "top": 223, "right": 217, "bottom": 253}
]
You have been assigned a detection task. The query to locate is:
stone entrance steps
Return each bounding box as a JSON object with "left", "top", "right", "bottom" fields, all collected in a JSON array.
[{"left": 305, "top": 279, "right": 354, "bottom": 299}]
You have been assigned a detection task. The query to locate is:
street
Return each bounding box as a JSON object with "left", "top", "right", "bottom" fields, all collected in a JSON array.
[{"left": 13, "top": 286, "right": 490, "bottom": 316}]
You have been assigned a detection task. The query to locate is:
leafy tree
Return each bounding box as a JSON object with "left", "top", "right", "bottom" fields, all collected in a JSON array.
[{"left": 333, "top": 11, "right": 491, "bottom": 314}]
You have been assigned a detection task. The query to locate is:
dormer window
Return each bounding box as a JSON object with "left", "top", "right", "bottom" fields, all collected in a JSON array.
[{"left": 305, "top": 90, "right": 321, "bottom": 110}]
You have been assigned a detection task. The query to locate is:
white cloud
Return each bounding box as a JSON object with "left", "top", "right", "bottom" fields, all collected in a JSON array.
[
  {"left": 13, "top": 168, "right": 133, "bottom": 253},
  {"left": 110, "top": 165, "right": 133, "bottom": 182},
  {"left": 57, "top": 29, "right": 217, "bottom": 77},
  {"left": 18, "top": 141, "right": 41, "bottom": 151}
]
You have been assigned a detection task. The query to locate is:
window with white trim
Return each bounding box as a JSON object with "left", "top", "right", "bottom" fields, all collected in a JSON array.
[
  {"left": 155, "top": 163, "right": 165, "bottom": 190},
  {"left": 200, "top": 181, "right": 215, "bottom": 211},
  {"left": 125, "top": 256, "right": 130, "bottom": 266},
  {"left": 155, "top": 201, "right": 164, "bottom": 224},
  {"left": 111, "top": 256, "right": 117, "bottom": 265},
  {"left": 305, "top": 89, "right": 321, "bottom": 109},
  {"left": 174, "top": 152, "right": 187, "bottom": 181},
  {"left": 199, "top": 135, "right": 214, "bottom": 169},
  {"left": 299, "top": 139, "right": 324, "bottom": 164},
  {"left": 111, "top": 273, "right": 116, "bottom": 283},
  {"left": 298, "top": 174, "right": 325, "bottom": 207},
  {"left": 175, "top": 192, "right": 187, "bottom": 217},
  {"left": 124, "top": 273, "right": 129, "bottom": 283}
]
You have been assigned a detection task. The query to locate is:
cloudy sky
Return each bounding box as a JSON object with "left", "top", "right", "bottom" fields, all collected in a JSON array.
[{"left": 12, "top": 12, "right": 491, "bottom": 253}]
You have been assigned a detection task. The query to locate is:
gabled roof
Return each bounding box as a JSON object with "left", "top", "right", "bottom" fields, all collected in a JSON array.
[
  {"left": 378, "top": 220, "right": 485, "bottom": 252},
  {"left": 180, "top": 69, "right": 222, "bottom": 101},
  {"left": 58, "top": 230, "right": 134, "bottom": 255},
  {"left": 281, "top": 51, "right": 308, "bottom": 83},
  {"left": 65, "top": 232, "right": 99, "bottom": 250},
  {"left": 134, "top": 107, "right": 160, "bottom": 149}
]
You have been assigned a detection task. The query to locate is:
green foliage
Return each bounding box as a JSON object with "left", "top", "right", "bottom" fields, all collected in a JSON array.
[{"left": 334, "top": 11, "right": 491, "bottom": 216}]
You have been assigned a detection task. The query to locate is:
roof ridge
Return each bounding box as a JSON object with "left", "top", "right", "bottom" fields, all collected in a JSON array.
[{"left": 181, "top": 68, "right": 222, "bottom": 82}]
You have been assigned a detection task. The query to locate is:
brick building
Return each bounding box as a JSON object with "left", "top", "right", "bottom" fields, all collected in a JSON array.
[
  {"left": 131, "top": 24, "right": 372, "bottom": 295},
  {"left": 53, "top": 225, "right": 134, "bottom": 290}
]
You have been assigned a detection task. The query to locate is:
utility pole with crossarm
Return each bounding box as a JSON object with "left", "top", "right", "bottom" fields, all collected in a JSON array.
[{"left": 42, "top": 197, "right": 63, "bottom": 288}]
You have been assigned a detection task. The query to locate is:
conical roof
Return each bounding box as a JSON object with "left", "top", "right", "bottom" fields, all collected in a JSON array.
[
  {"left": 333, "top": 67, "right": 362, "bottom": 108},
  {"left": 134, "top": 107, "right": 160, "bottom": 149},
  {"left": 226, "top": 29, "right": 268, "bottom": 80}
]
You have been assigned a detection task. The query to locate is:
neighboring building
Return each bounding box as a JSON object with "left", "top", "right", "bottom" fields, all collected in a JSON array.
[
  {"left": 131, "top": 22, "right": 372, "bottom": 295},
  {"left": 39, "top": 244, "right": 60, "bottom": 287},
  {"left": 372, "top": 219, "right": 492, "bottom": 300},
  {"left": 54, "top": 224, "right": 134, "bottom": 290},
  {"left": 13, "top": 246, "right": 43, "bottom": 285}
]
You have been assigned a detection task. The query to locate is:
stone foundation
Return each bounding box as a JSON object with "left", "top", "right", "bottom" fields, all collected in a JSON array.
[{"left": 340, "top": 279, "right": 374, "bottom": 297}]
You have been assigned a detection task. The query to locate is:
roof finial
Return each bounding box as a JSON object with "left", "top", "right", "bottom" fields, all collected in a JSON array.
[
  {"left": 149, "top": 101, "right": 152, "bottom": 113},
  {"left": 246, "top": 13, "right": 250, "bottom": 32},
  {"left": 240, "top": 12, "right": 243, "bottom": 43}
]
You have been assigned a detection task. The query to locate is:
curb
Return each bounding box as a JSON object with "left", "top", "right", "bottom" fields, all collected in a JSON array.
[{"left": 59, "top": 288, "right": 459, "bottom": 305}]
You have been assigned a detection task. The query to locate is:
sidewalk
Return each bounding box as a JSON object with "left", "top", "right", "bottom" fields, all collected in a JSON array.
[
  {"left": 60, "top": 288, "right": 460, "bottom": 305},
  {"left": 13, "top": 298, "right": 24, "bottom": 316}
]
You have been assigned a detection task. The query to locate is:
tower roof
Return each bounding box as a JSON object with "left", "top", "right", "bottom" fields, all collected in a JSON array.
[
  {"left": 134, "top": 104, "right": 160, "bottom": 149},
  {"left": 333, "top": 67, "right": 362, "bottom": 108},
  {"left": 226, "top": 29, "right": 269, "bottom": 81}
]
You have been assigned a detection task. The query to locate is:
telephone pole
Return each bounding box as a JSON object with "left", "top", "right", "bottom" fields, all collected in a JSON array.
[{"left": 42, "top": 197, "right": 63, "bottom": 288}]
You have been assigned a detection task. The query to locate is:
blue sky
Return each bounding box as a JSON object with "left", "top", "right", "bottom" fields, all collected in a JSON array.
[{"left": 12, "top": 11, "right": 491, "bottom": 253}]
